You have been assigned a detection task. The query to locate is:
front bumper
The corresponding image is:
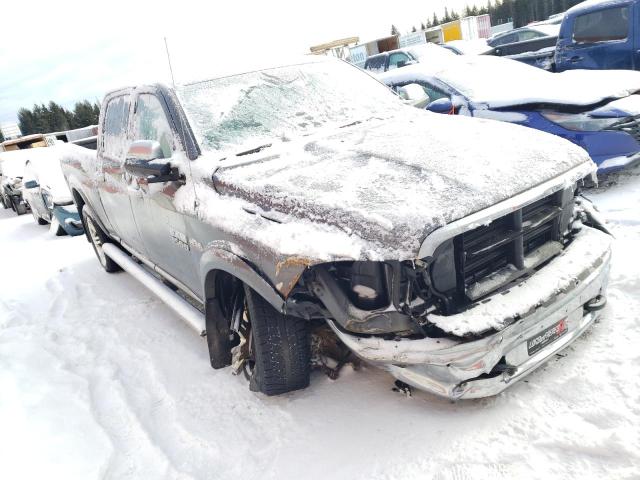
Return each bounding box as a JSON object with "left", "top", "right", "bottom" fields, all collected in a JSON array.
[
  {"left": 594, "top": 151, "right": 640, "bottom": 174},
  {"left": 329, "top": 227, "right": 612, "bottom": 399},
  {"left": 52, "top": 204, "right": 84, "bottom": 236}
]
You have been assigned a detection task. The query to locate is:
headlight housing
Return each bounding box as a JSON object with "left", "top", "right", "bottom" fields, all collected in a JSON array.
[{"left": 541, "top": 111, "right": 621, "bottom": 131}]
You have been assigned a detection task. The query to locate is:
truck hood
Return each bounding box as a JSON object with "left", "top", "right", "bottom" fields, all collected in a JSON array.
[{"left": 197, "top": 109, "right": 594, "bottom": 261}]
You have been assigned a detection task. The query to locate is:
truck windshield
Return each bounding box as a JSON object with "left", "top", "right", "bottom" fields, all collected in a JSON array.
[{"left": 177, "top": 60, "right": 401, "bottom": 153}]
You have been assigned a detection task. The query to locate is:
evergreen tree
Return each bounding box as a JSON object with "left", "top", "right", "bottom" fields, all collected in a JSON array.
[
  {"left": 0, "top": 131, "right": 4, "bottom": 143},
  {"left": 443, "top": 6, "right": 451, "bottom": 22},
  {"left": 411, "top": 25, "right": 417, "bottom": 32},
  {"left": 421, "top": 22, "right": 426, "bottom": 30},
  {"left": 431, "top": 12, "right": 439, "bottom": 26},
  {"left": 18, "top": 108, "right": 37, "bottom": 136},
  {"left": 391, "top": 24, "right": 400, "bottom": 35},
  {"left": 71, "top": 100, "right": 99, "bottom": 129}
]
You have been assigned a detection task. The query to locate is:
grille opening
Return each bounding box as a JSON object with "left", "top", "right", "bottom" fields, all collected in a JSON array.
[{"left": 433, "top": 191, "right": 569, "bottom": 314}]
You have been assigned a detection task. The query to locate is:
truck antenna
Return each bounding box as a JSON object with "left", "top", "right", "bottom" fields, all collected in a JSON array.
[{"left": 164, "top": 37, "right": 177, "bottom": 89}]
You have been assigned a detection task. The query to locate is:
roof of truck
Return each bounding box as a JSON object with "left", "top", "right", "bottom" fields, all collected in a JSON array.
[
  {"left": 103, "top": 55, "right": 334, "bottom": 98},
  {"left": 566, "top": 0, "right": 634, "bottom": 16}
]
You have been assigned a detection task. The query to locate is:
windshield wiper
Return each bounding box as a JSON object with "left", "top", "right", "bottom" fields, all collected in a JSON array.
[{"left": 236, "top": 143, "right": 272, "bottom": 157}]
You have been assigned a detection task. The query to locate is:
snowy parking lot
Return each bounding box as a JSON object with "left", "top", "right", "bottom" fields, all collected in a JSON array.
[{"left": 1, "top": 170, "right": 639, "bottom": 480}]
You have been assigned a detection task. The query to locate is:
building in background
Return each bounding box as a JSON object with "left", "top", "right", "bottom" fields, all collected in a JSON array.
[{"left": 1, "top": 123, "right": 22, "bottom": 141}]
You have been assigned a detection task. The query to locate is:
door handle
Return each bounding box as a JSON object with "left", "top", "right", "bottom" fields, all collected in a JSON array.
[{"left": 569, "top": 55, "right": 583, "bottom": 63}]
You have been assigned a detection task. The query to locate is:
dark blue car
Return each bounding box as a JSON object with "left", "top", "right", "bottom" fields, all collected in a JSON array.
[{"left": 380, "top": 54, "right": 640, "bottom": 173}]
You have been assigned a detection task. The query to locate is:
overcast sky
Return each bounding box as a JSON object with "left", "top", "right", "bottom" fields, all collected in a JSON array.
[{"left": 0, "top": 0, "right": 482, "bottom": 125}]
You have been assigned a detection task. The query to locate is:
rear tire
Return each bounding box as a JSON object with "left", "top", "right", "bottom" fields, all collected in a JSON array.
[
  {"left": 13, "top": 198, "right": 27, "bottom": 215},
  {"left": 245, "top": 288, "right": 310, "bottom": 396},
  {"left": 83, "top": 211, "right": 121, "bottom": 273}
]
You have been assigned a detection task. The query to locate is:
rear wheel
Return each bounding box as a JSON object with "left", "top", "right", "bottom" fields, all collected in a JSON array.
[
  {"left": 83, "top": 211, "right": 121, "bottom": 273},
  {"left": 12, "top": 198, "right": 27, "bottom": 215}
]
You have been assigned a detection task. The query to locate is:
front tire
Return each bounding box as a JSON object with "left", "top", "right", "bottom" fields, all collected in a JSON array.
[
  {"left": 83, "top": 211, "right": 121, "bottom": 273},
  {"left": 245, "top": 288, "right": 311, "bottom": 396}
]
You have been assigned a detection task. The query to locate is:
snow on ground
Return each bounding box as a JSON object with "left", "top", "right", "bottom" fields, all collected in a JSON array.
[{"left": 1, "top": 171, "right": 640, "bottom": 480}]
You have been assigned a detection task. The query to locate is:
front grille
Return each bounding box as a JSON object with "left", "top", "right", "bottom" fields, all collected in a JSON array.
[
  {"left": 609, "top": 115, "right": 640, "bottom": 143},
  {"left": 453, "top": 192, "right": 564, "bottom": 303}
]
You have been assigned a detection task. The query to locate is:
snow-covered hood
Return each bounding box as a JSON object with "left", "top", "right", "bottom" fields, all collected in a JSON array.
[
  {"left": 207, "top": 108, "right": 594, "bottom": 260},
  {"left": 380, "top": 56, "right": 640, "bottom": 109}
]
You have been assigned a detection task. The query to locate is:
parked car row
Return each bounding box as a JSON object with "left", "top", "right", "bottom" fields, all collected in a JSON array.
[
  {"left": 15, "top": 52, "right": 608, "bottom": 401},
  {"left": 378, "top": 52, "right": 640, "bottom": 173},
  {"left": 0, "top": 128, "right": 97, "bottom": 235}
]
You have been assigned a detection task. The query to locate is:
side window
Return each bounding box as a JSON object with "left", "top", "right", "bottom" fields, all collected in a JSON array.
[
  {"left": 418, "top": 82, "right": 450, "bottom": 102},
  {"left": 387, "top": 52, "right": 410, "bottom": 71},
  {"left": 573, "top": 6, "right": 629, "bottom": 43},
  {"left": 519, "top": 30, "right": 544, "bottom": 41},
  {"left": 365, "top": 55, "right": 387, "bottom": 73},
  {"left": 133, "top": 94, "right": 174, "bottom": 159},
  {"left": 492, "top": 33, "right": 516, "bottom": 46},
  {"left": 102, "top": 95, "right": 131, "bottom": 159}
]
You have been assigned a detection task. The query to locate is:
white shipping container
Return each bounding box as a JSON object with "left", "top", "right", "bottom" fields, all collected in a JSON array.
[
  {"left": 460, "top": 17, "right": 479, "bottom": 40},
  {"left": 399, "top": 31, "right": 426, "bottom": 48},
  {"left": 460, "top": 14, "right": 492, "bottom": 40},
  {"left": 1, "top": 123, "right": 21, "bottom": 140}
]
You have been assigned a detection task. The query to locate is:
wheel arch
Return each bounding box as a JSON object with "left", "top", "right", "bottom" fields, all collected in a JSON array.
[{"left": 200, "top": 247, "right": 284, "bottom": 311}]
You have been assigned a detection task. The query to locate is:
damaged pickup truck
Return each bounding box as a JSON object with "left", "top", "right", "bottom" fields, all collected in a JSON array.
[{"left": 61, "top": 56, "right": 611, "bottom": 399}]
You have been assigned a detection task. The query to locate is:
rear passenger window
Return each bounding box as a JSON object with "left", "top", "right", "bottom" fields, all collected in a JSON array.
[
  {"left": 133, "top": 94, "right": 174, "bottom": 159},
  {"left": 365, "top": 55, "right": 386, "bottom": 73},
  {"left": 573, "top": 6, "right": 629, "bottom": 43},
  {"left": 102, "top": 96, "right": 130, "bottom": 159}
]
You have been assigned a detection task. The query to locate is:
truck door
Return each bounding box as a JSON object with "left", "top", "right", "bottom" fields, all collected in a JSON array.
[
  {"left": 98, "top": 93, "right": 148, "bottom": 255},
  {"left": 556, "top": 4, "right": 633, "bottom": 71},
  {"left": 126, "top": 91, "right": 200, "bottom": 294}
]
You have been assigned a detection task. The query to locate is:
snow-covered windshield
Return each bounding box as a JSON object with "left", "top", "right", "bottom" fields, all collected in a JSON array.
[{"left": 178, "top": 60, "right": 401, "bottom": 152}]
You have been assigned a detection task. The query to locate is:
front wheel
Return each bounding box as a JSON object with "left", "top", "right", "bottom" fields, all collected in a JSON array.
[
  {"left": 244, "top": 288, "right": 311, "bottom": 396},
  {"left": 83, "top": 211, "right": 121, "bottom": 273},
  {"left": 31, "top": 207, "right": 48, "bottom": 225}
]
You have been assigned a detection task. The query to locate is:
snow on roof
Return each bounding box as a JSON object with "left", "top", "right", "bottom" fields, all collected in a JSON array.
[
  {"left": 443, "top": 39, "right": 493, "bottom": 55},
  {"left": 0, "top": 146, "right": 73, "bottom": 202},
  {"left": 379, "top": 55, "right": 640, "bottom": 109},
  {"left": 528, "top": 24, "right": 561, "bottom": 36}
]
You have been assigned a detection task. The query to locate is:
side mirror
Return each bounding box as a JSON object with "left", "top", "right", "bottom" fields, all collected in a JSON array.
[
  {"left": 397, "top": 83, "right": 430, "bottom": 109},
  {"left": 126, "top": 140, "right": 165, "bottom": 162},
  {"left": 24, "top": 180, "right": 39, "bottom": 189},
  {"left": 124, "top": 140, "right": 181, "bottom": 184},
  {"left": 427, "top": 98, "right": 454, "bottom": 114}
]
